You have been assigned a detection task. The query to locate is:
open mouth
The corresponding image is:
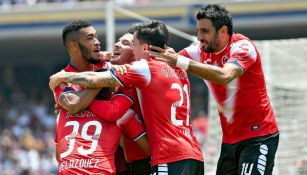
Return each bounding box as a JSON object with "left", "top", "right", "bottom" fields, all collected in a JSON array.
[{"left": 113, "top": 50, "right": 120, "bottom": 56}]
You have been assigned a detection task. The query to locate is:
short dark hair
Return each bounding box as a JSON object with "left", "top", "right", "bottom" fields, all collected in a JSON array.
[
  {"left": 62, "top": 19, "right": 92, "bottom": 46},
  {"left": 128, "top": 23, "right": 140, "bottom": 34},
  {"left": 133, "top": 20, "right": 169, "bottom": 49},
  {"left": 196, "top": 4, "right": 233, "bottom": 35}
]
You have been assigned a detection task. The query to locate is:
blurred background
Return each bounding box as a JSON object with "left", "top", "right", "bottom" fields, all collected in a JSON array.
[{"left": 0, "top": 0, "right": 307, "bottom": 174}]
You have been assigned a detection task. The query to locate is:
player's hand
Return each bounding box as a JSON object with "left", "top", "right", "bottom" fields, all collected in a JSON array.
[
  {"left": 112, "top": 64, "right": 128, "bottom": 74},
  {"left": 49, "top": 70, "right": 67, "bottom": 92},
  {"left": 99, "top": 51, "right": 112, "bottom": 62},
  {"left": 149, "top": 45, "right": 178, "bottom": 67}
]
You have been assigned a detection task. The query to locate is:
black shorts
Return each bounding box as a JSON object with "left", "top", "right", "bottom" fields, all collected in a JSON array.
[
  {"left": 216, "top": 132, "right": 279, "bottom": 175},
  {"left": 151, "top": 159, "right": 204, "bottom": 175},
  {"left": 129, "top": 158, "right": 151, "bottom": 175}
]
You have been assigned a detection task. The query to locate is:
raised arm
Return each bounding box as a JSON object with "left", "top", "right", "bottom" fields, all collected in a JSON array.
[
  {"left": 149, "top": 45, "right": 242, "bottom": 85},
  {"left": 184, "top": 58, "right": 241, "bottom": 85},
  {"left": 49, "top": 70, "right": 122, "bottom": 91}
]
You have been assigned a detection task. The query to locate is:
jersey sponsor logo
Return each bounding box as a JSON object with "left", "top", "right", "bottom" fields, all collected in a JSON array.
[
  {"left": 160, "top": 66, "right": 187, "bottom": 80},
  {"left": 234, "top": 55, "right": 246, "bottom": 61},
  {"left": 58, "top": 158, "right": 100, "bottom": 172},
  {"left": 257, "top": 144, "right": 268, "bottom": 175},
  {"left": 239, "top": 43, "right": 249, "bottom": 52},
  {"left": 230, "top": 39, "right": 257, "bottom": 62}
]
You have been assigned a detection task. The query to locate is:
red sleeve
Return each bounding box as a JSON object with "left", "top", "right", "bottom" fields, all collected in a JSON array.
[
  {"left": 117, "top": 109, "right": 146, "bottom": 141},
  {"left": 88, "top": 94, "right": 133, "bottom": 122},
  {"left": 228, "top": 39, "right": 257, "bottom": 71},
  {"left": 53, "top": 83, "right": 76, "bottom": 109},
  {"left": 178, "top": 49, "right": 189, "bottom": 57},
  {"left": 110, "top": 60, "right": 151, "bottom": 88},
  {"left": 53, "top": 84, "right": 66, "bottom": 109}
]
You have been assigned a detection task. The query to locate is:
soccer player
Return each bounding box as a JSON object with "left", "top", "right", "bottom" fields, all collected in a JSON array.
[
  {"left": 149, "top": 4, "right": 279, "bottom": 175},
  {"left": 53, "top": 19, "right": 146, "bottom": 175},
  {"left": 49, "top": 20, "right": 204, "bottom": 175},
  {"left": 111, "top": 31, "right": 151, "bottom": 175}
]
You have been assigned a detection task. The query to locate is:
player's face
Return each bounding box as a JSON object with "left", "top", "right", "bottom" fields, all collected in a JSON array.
[
  {"left": 111, "top": 33, "right": 135, "bottom": 65},
  {"left": 78, "top": 26, "right": 101, "bottom": 64},
  {"left": 132, "top": 32, "right": 148, "bottom": 60},
  {"left": 196, "top": 18, "right": 221, "bottom": 53}
]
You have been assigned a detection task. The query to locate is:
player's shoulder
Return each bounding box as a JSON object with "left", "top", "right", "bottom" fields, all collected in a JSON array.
[
  {"left": 231, "top": 33, "right": 253, "bottom": 44},
  {"left": 183, "top": 42, "right": 201, "bottom": 53},
  {"left": 129, "top": 59, "right": 150, "bottom": 70},
  {"left": 64, "top": 64, "right": 79, "bottom": 72},
  {"left": 180, "top": 42, "right": 202, "bottom": 61}
]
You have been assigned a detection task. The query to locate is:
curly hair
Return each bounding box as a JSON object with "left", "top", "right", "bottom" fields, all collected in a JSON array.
[{"left": 62, "top": 19, "right": 92, "bottom": 46}]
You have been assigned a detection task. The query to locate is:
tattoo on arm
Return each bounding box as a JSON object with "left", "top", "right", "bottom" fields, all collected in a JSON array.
[
  {"left": 65, "top": 72, "right": 119, "bottom": 88},
  {"left": 66, "top": 74, "right": 93, "bottom": 86},
  {"left": 104, "top": 76, "right": 118, "bottom": 87}
]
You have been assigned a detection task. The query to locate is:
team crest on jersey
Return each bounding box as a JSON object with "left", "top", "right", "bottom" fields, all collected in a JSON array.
[{"left": 222, "top": 55, "right": 229, "bottom": 64}]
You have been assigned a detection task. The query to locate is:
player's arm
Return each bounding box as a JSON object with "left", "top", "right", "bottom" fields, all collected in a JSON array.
[
  {"left": 186, "top": 59, "right": 242, "bottom": 85},
  {"left": 58, "top": 88, "right": 101, "bottom": 114},
  {"left": 117, "top": 109, "right": 150, "bottom": 156},
  {"left": 88, "top": 93, "right": 134, "bottom": 122},
  {"left": 149, "top": 45, "right": 242, "bottom": 85},
  {"left": 49, "top": 70, "right": 122, "bottom": 91},
  {"left": 134, "top": 135, "right": 150, "bottom": 156}
]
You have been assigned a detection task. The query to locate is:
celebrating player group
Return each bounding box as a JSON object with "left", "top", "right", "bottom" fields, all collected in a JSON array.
[{"left": 49, "top": 4, "right": 279, "bottom": 175}]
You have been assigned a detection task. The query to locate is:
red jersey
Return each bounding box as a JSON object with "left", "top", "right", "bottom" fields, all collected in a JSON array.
[
  {"left": 55, "top": 110, "right": 121, "bottom": 175},
  {"left": 54, "top": 64, "right": 140, "bottom": 174},
  {"left": 121, "top": 136, "right": 149, "bottom": 163},
  {"left": 119, "top": 115, "right": 149, "bottom": 163},
  {"left": 180, "top": 33, "right": 278, "bottom": 144},
  {"left": 118, "top": 88, "right": 149, "bottom": 163},
  {"left": 110, "top": 59, "right": 204, "bottom": 166}
]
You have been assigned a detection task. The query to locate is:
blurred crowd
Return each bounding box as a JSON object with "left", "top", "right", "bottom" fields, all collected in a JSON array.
[
  {"left": 0, "top": 66, "right": 57, "bottom": 175},
  {"left": 0, "top": 89, "right": 57, "bottom": 175}
]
